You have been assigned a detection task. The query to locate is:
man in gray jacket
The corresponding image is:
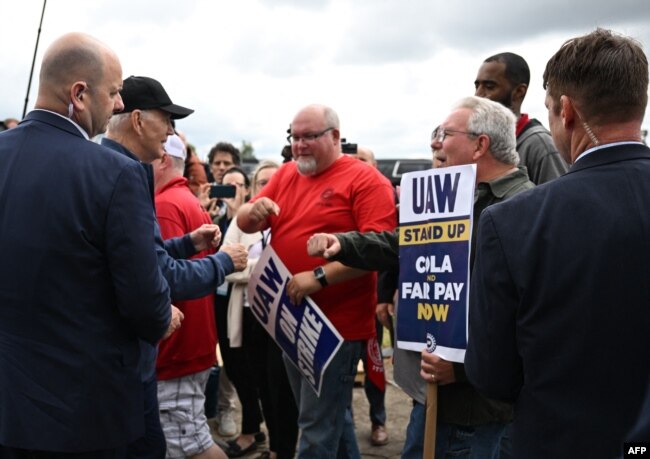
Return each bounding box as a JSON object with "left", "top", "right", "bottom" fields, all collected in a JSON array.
[{"left": 474, "top": 52, "right": 568, "bottom": 184}]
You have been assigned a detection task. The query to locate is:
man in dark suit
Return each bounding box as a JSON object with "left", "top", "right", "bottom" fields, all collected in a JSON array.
[
  {"left": 0, "top": 33, "right": 174, "bottom": 458},
  {"left": 103, "top": 76, "right": 247, "bottom": 459},
  {"left": 465, "top": 28, "right": 650, "bottom": 459}
]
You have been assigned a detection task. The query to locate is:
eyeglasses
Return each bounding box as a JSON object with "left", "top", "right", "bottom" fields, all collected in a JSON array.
[
  {"left": 287, "top": 127, "right": 334, "bottom": 144},
  {"left": 431, "top": 126, "right": 480, "bottom": 144}
]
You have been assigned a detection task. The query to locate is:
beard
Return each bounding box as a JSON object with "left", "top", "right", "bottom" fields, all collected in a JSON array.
[
  {"left": 496, "top": 91, "right": 513, "bottom": 111},
  {"left": 296, "top": 156, "right": 317, "bottom": 176}
]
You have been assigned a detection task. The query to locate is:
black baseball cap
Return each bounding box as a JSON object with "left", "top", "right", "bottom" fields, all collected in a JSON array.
[{"left": 120, "top": 76, "right": 194, "bottom": 119}]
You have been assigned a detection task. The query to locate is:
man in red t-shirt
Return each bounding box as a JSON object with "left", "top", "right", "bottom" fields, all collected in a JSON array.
[
  {"left": 153, "top": 134, "right": 226, "bottom": 459},
  {"left": 237, "top": 104, "right": 396, "bottom": 458}
]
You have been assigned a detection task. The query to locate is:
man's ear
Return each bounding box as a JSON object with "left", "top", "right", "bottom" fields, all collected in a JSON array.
[
  {"left": 560, "top": 95, "right": 575, "bottom": 129},
  {"left": 331, "top": 128, "right": 340, "bottom": 145},
  {"left": 131, "top": 110, "right": 144, "bottom": 134},
  {"left": 69, "top": 81, "right": 87, "bottom": 111},
  {"left": 159, "top": 153, "right": 170, "bottom": 169},
  {"left": 512, "top": 83, "right": 528, "bottom": 105},
  {"left": 473, "top": 133, "right": 490, "bottom": 161}
]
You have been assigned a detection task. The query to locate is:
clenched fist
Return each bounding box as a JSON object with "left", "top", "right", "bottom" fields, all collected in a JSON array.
[
  {"left": 221, "top": 243, "right": 248, "bottom": 272},
  {"left": 248, "top": 197, "right": 280, "bottom": 223},
  {"left": 307, "top": 233, "right": 341, "bottom": 258},
  {"left": 163, "top": 305, "right": 185, "bottom": 340}
]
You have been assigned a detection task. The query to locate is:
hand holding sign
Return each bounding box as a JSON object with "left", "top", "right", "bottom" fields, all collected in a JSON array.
[
  {"left": 420, "top": 350, "right": 456, "bottom": 386},
  {"left": 248, "top": 246, "right": 343, "bottom": 396},
  {"left": 286, "top": 271, "right": 322, "bottom": 305}
]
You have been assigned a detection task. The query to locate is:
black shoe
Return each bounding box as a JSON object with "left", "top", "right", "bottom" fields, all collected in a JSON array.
[{"left": 224, "top": 432, "right": 266, "bottom": 458}]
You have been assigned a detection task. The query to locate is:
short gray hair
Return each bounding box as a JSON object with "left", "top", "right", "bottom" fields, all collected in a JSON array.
[
  {"left": 323, "top": 106, "right": 340, "bottom": 130},
  {"left": 453, "top": 96, "right": 519, "bottom": 166},
  {"left": 107, "top": 112, "right": 130, "bottom": 133}
]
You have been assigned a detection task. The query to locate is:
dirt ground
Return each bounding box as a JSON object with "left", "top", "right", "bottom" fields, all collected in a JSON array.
[{"left": 211, "top": 354, "right": 411, "bottom": 459}]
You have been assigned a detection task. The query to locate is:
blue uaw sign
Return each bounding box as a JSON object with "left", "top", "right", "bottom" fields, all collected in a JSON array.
[
  {"left": 248, "top": 246, "right": 343, "bottom": 396},
  {"left": 396, "top": 165, "right": 476, "bottom": 363}
]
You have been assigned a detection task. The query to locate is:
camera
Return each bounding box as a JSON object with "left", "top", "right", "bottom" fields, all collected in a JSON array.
[
  {"left": 209, "top": 184, "right": 236, "bottom": 199},
  {"left": 341, "top": 138, "right": 357, "bottom": 154}
]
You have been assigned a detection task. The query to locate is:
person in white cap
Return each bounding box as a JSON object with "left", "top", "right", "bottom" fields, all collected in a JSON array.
[{"left": 152, "top": 133, "right": 230, "bottom": 459}]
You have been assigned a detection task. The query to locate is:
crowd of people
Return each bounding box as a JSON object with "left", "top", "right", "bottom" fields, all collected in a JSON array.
[{"left": 0, "top": 26, "right": 649, "bottom": 459}]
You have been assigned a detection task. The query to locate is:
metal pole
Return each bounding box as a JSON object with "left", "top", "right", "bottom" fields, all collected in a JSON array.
[{"left": 22, "top": 0, "right": 47, "bottom": 119}]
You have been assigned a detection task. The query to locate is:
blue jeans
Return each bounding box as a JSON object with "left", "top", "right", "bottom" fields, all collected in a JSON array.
[
  {"left": 401, "top": 400, "right": 425, "bottom": 459},
  {"left": 283, "top": 340, "right": 363, "bottom": 459},
  {"left": 499, "top": 423, "right": 513, "bottom": 459},
  {"left": 401, "top": 400, "right": 506, "bottom": 459}
]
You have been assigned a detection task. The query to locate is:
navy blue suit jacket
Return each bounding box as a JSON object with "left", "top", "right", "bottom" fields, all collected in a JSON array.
[
  {"left": 100, "top": 138, "right": 234, "bottom": 382},
  {"left": 466, "top": 143, "right": 650, "bottom": 458},
  {"left": 0, "top": 111, "right": 171, "bottom": 452}
]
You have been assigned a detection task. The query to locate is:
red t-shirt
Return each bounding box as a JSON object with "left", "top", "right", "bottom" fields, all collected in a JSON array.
[
  {"left": 155, "top": 176, "right": 217, "bottom": 380},
  {"left": 253, "top": 155, "right": 396, "bottom": 340}
]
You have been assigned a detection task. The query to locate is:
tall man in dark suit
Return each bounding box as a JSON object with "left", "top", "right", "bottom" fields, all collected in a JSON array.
[
  {"left": 0, "top": 33, "right": 174, "bottom": 458},
  {"left": 465, "top": 28, "right": 650, "bottom": 459}
]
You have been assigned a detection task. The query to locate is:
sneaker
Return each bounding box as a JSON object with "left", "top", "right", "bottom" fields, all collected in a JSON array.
[
  {"left": 218, "top": 410, "right": 238, "bottom": 437},
  {"left": 370, "top": 424, "right": 389, "bottom": 446}
]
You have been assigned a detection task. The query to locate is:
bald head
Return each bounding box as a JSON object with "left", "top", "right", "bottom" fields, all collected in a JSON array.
[
  {"left": 356, "top": 146, "right": 377, "bottom": 168},
  {"left": 36, "top": 33, "right": 123, "bottom": 138},
  {"left": 40, "top": 33, "right": 112, "bottom": 92},
  {"left": 290, "top": 103, "right": 341, "bottom": 175}
]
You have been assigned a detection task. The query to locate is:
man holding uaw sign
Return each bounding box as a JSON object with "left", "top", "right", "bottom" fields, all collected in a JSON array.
[{"left": 307, "top": 96, "right": 534, "bottom": 458}]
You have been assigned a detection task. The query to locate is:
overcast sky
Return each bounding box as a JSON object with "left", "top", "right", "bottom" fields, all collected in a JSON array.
[{"left": 3, "top": 0, "right": 650, "bottom": 161}]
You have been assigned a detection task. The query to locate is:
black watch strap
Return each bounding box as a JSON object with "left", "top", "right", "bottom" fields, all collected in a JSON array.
[{"left": 313, "top": 266, "right": 328, "bottom": 287}]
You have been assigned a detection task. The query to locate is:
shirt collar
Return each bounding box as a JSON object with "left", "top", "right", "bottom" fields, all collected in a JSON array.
[
  {"left": 33, "top": 108, "right": 90, "bottom": 140},
  {"left": 575, "top": 141, "right": 645, "bottom": 163},
  {"left": 476, "top": 167, "right": 528, "bottom": 199},
  {"left": 155, "top": 176, "right": 189, "bottom": 196}
]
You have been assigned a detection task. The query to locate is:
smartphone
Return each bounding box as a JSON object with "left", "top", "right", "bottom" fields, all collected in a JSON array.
[{"left": 209, "top": 184, "right": 236, "bottom": 199}]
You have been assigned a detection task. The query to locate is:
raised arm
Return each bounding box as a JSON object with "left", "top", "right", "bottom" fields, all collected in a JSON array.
[{"left": 236, "top": 197, "right": 280, "bottom": 233}]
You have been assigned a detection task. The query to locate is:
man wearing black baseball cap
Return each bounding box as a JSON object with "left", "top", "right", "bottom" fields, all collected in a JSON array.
[
  {"left": 104, "top": 76, "right": 194, "bottom": 164},
  {"left": 121, "top": 75, "right": 194, "bottom": 119},
  {"left": 102, "top": 77, "right": 246, "bottom": 459}
]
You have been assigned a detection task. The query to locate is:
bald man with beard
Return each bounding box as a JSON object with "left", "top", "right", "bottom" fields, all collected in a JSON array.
[{"left": 0, "top": 33, "right": 173, "bottom": 458}]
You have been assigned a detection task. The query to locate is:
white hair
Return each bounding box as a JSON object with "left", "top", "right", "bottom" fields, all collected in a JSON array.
[{"left": 453, "top": 96, "right": 519, "bottom": 166}]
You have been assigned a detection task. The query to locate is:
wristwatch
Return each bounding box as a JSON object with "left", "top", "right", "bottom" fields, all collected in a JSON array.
[{"left": 313, "top": 266, "right": 328, "bottom": 287}]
